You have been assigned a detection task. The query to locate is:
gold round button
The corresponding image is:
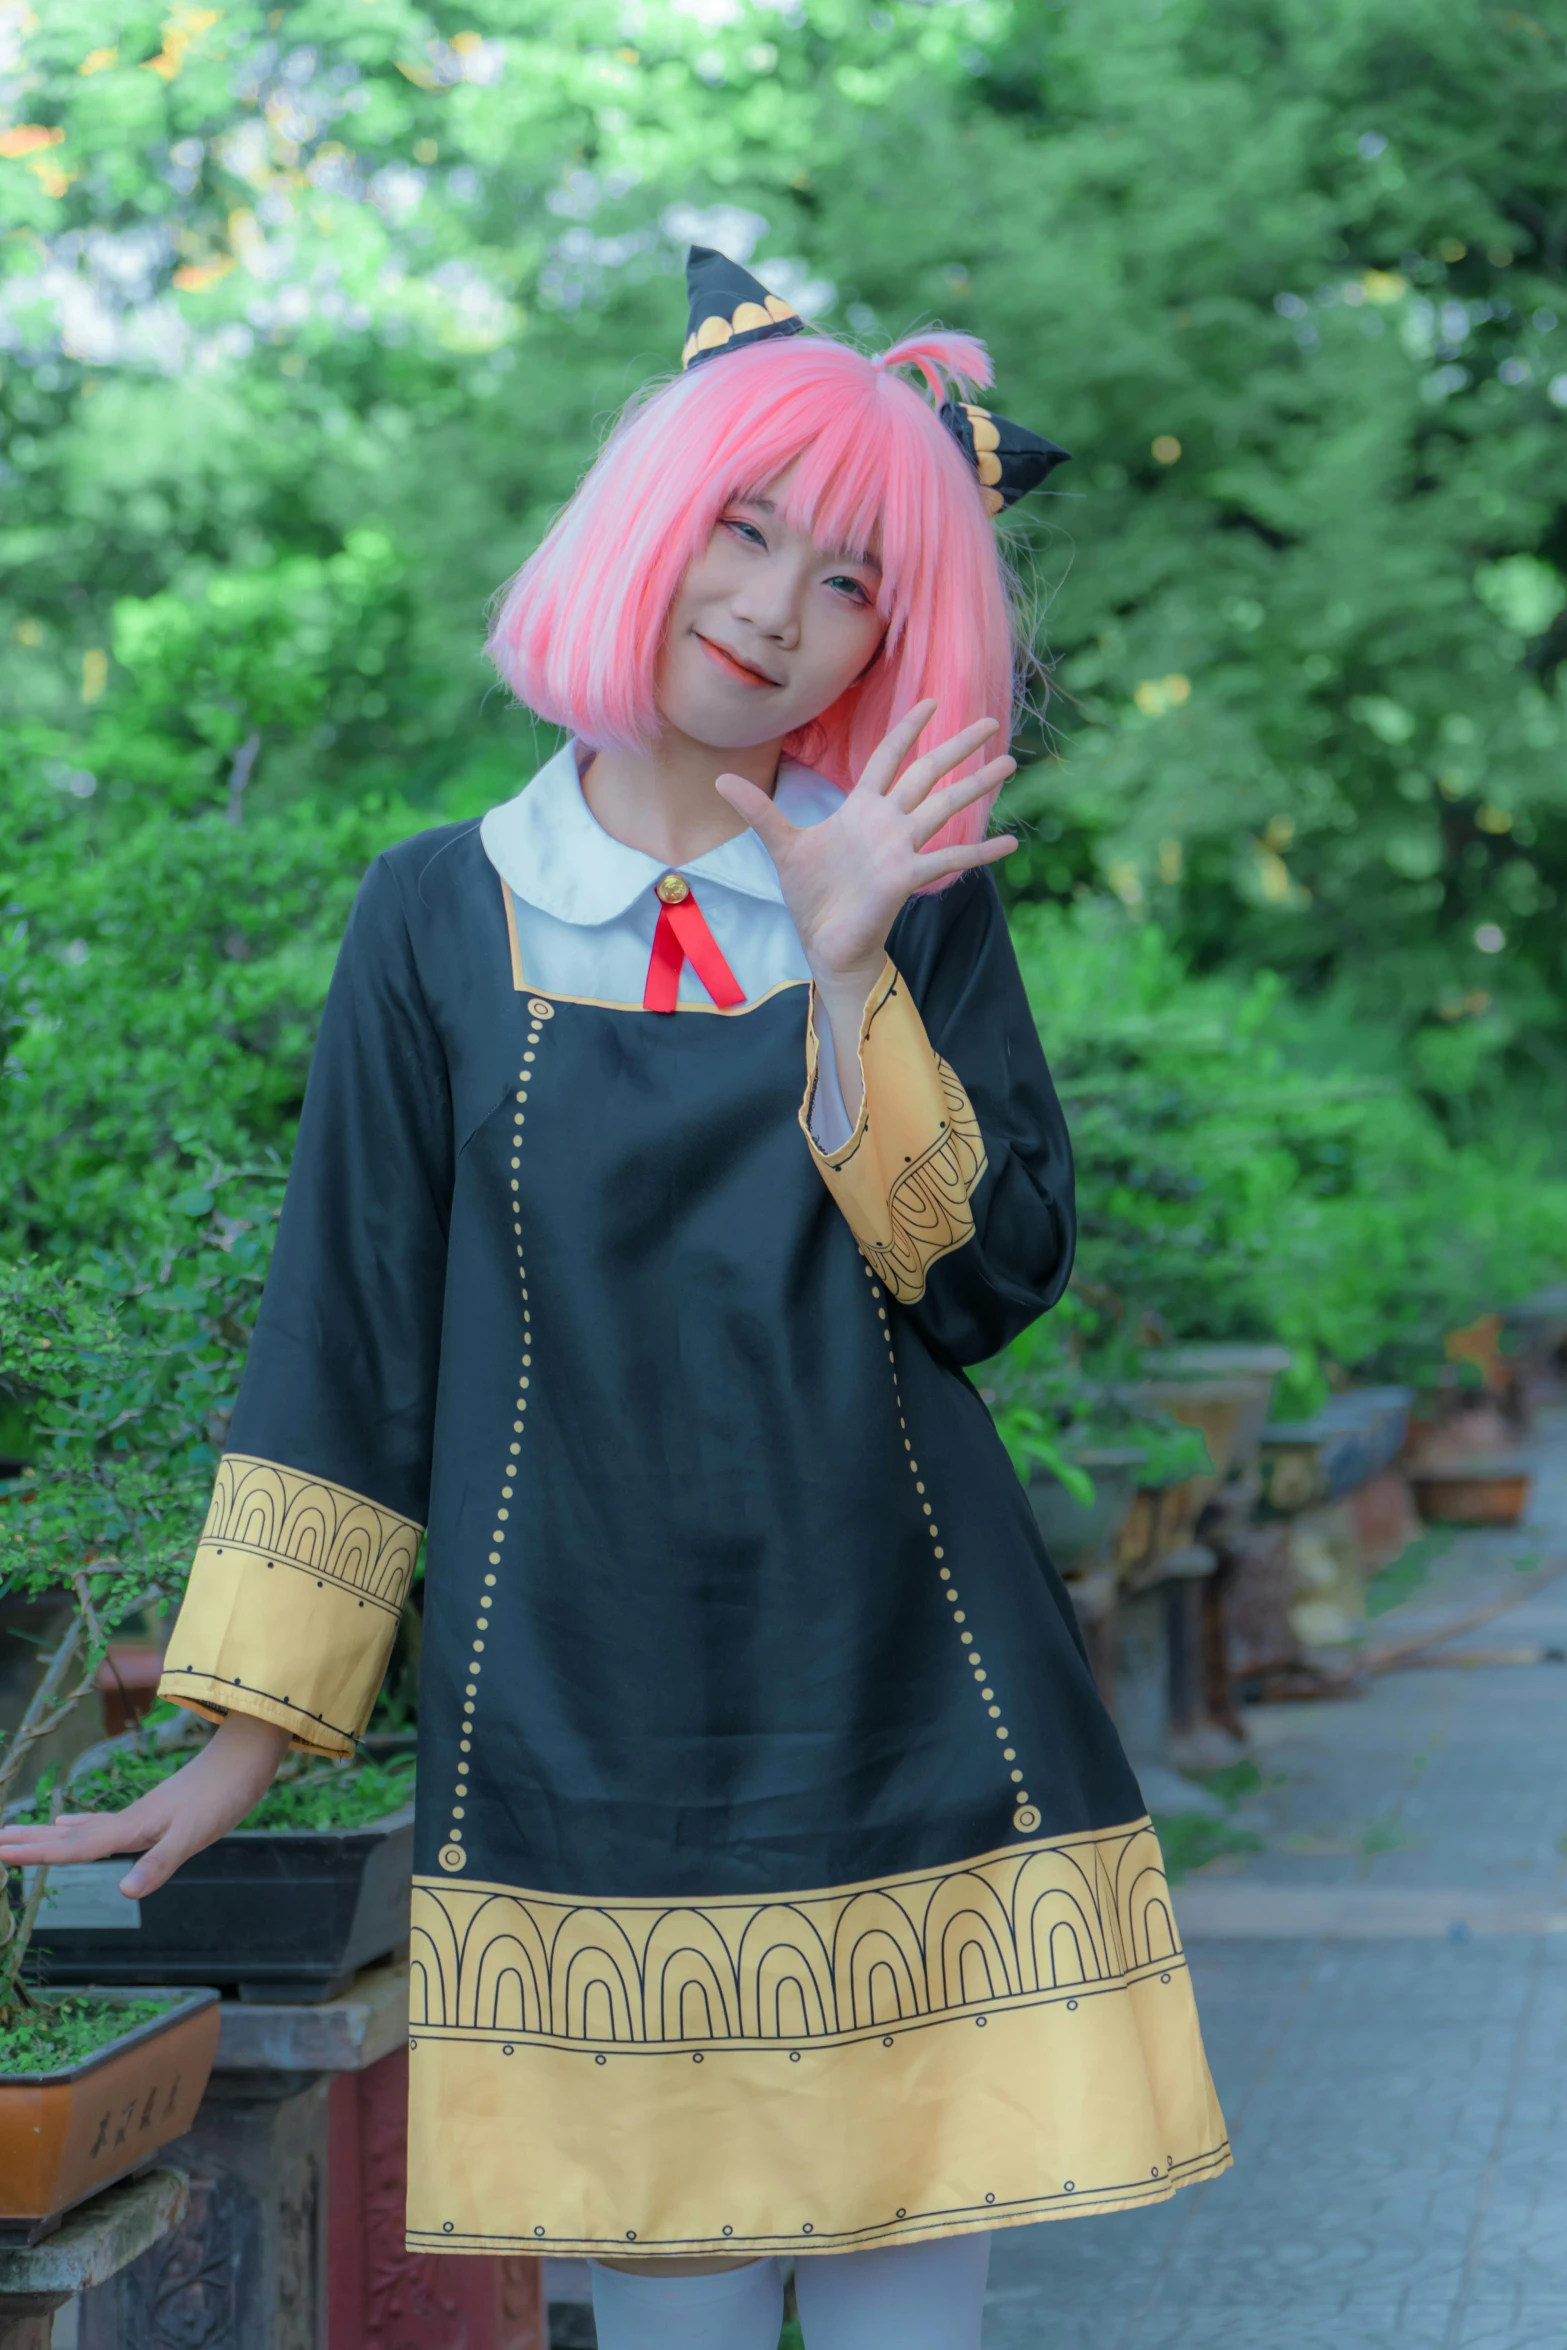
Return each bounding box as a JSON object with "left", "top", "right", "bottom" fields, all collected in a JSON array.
[
  {"left": 656, "top": 873, "right": 690, "bottom": 905},
  {"left": 438, "top": 1843, "right": 467, "bottom": 1873}
]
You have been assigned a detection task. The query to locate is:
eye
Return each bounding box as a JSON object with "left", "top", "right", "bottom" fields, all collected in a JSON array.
[
  {"left": 826, "top": 574, "right": 873, "bottom": 607},
  {"left": 721, "top": 515, "right": 767, "bottom": 548}
]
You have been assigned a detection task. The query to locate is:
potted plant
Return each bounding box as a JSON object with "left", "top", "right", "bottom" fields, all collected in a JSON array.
[
  {"left": 1407, "top": 1457, "right": 1533, "bottom": 1527},
  {"left": 0, "top": 1986, "right": 220, "bottom": 2247},
  {"left": 974, "top": 1316, "right": 1213, "bottom": 1580},
  {"left": 1257, "top": 1386, "right": 1414, "bottom": 1515},
  {"left": 974, "top": 1316, "right": 1143, "bottom": 1574},
  {"left": 0, "top": 1267, "right": 222, "bottom": 2242},
  {"left": 1112, "top": 1413, "right": 1218, "bottom": 1578},
  {"left": 15, "top": 1708, "right": 416, "bottom": 2004},
  {"left": 1128, "top": 1373, "right": 1266, "bottom": 1512},
  {"left": 1138, "top": 1344, "right": 1293, "bottom": 1476}
]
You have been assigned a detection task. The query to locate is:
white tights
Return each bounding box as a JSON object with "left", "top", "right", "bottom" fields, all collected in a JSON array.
[{"left": 589, "top": 2233, "right": 991, "bottom": 2350}]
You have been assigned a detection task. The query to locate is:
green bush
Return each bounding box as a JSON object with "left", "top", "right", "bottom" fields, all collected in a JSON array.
[{"left": 1011, "top": 898, "right": 1567, "bottom": 1395}]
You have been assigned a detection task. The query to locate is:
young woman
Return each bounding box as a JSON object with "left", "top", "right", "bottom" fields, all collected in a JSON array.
[{"left": 0, "top": 250, "right": 1228, "bottom": 2350}]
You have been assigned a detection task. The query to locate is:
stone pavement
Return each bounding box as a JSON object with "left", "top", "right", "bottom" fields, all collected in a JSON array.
[{"left": 985, "top": 1410, "right": 1567, "bottom": 2350}]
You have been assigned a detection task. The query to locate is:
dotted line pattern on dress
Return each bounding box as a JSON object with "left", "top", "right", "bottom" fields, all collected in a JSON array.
[
  {"left": 863, "top": 1261, "right": 1041, "bottom": 1838},
  {"left": 438, "top": 995, "right": 556, "bottom": 1875}
]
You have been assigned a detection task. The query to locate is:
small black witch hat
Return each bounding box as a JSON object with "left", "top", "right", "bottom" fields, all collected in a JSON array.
[
  {"left": 936, "top": 400, "right": 1071, "bottom": 515},
  {"left": 681, "top": 245, "right": 804, "bottom": 369}
]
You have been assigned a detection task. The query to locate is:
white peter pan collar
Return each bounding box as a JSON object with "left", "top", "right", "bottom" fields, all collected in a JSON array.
[{"left": 479, "top": 740, "right": 842, "bottom": 926}]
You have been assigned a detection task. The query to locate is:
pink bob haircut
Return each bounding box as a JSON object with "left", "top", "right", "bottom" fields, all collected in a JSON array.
[{"left": 485, "top": 328, "right": 1023, "bottom": 855}]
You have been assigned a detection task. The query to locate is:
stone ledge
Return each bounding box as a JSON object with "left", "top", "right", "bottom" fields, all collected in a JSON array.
[
  {"left": 213, "top": 1956, "right": 409, "bottom": 2074},
  {"left": 0, "top": 2170, "right": 188, "bottom": 2298}
]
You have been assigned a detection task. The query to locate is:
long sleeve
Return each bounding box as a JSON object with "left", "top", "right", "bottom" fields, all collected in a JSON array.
[
  {"left": 799, "top": 871, "right": 1073, "bottom": 1365},
  {"left": 158, "top": 856, "right": 454, "bottom": 1754}
]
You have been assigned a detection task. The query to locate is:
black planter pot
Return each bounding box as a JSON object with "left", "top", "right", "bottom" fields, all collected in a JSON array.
[
  {"left": 27, "top": 1807, "right": 415, "bottom": 2003},
  {"left": 15, "top": 1722, "right": 415, "bottom": 2004}
]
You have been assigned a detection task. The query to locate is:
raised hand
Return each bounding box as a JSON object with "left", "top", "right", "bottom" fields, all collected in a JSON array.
[
  {"left": 714, "top": 699, "right": 1017, "bottom": 1114},
  {"left": 0, "top": 1710, "right": 291, "bottom": 1899},
  {"left": 715, "top": 699, "right": 1016, "bottom": 989}
]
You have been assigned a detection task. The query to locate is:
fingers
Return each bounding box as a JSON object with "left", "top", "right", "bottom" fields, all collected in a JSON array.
[
  {"left": 854, "top": 699, "right": 938, "bottom": 797},
  {"left": 889, "top": 717, "right": 1002, "bottom": 812},
  {"left": 714, "top": 772, "right": 797, "bottom": 855},
  {"left": 119, "top": 1823, "right": 201, "bottom": 1900},
  {"left": 914, "top": 834, "right": 1019, "bottom": 883},
  {"left": 0, "top": 1799, "right": 214, "bottom": 1900},
  {"left": 909, "top": 756, "right": 1016, "bottom": 850},
  {"left": 0, "top": 1808, "right": 151, "bottom": 1870}
]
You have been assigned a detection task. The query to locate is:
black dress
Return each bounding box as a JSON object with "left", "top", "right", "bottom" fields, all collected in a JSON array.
[{"left": 160, "top": 823, "right": 1229, "bottom": 2256}]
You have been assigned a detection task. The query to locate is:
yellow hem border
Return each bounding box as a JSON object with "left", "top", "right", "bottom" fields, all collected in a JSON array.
[{"left": 404, "top": 2142, "right": 1236, "bottom": 2257}]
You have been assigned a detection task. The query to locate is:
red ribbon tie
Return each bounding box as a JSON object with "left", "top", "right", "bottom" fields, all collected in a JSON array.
[{"left": 643, "top": 876, "right": 746, "bottom": 1014}]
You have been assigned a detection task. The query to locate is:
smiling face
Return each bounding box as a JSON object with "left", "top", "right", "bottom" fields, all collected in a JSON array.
[{"left": 654, "top": 463, "right": 888, "bottom": 752}]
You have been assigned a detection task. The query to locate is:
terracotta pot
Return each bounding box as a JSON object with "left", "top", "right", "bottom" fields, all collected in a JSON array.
[
  {"left": 0, "top": 1988, "right": 219, "bottom": 2246},
  {"left": 1407, "top": 1397, "right": 1516, "bottom": 1467},
  {"left": 1130, "top": 1378, "right": 1267, "bottom": 1511},
  {"left": 1115, "top": 1487, "right": 1158, "bottom": 1574},
  {"left": 1114, "top": 1476, "right": 1203, "bottom": 1576},
  {"left": 1409, "top": 1456, "right": 1533, "bottom": 1528},
  {"left": 1145, "top": 1345, "right": 1293, "bottom": 1467}
]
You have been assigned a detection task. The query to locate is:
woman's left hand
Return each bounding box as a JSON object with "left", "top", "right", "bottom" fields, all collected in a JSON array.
[{"left": 714, "top": 698, "right": 1017, "bottom": 1003}]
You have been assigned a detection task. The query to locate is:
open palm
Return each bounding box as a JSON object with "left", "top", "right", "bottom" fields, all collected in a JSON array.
[{"left": 715, "top": 700, "right": 1017, "bottom": 986}]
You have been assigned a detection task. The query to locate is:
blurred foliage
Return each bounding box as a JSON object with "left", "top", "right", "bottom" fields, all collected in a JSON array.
[
  {"left": 2, "top": 0, "right": 1565, "bottom": 1115},
  {"left": 1012, "top": 902, "right": 1567, "bottom": 1393},
  {"left": 1, "top": 0, "right": 1565, "bottom": 1536},
  {"left": 0, "top": 1261, "right": 216, "bottom": 1605}
]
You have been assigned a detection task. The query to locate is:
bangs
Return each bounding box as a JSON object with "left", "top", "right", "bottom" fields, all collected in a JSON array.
[
  {"left": 740, "top": 408, "right": 898, "bottom": 617},
  {"left": 710, "top": 349, "right": 979, "bottom": 655}
]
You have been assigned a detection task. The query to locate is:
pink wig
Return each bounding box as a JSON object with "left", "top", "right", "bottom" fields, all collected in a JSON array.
[{"left": 486, "top": 329, "right": 1021, "bottom": 853}]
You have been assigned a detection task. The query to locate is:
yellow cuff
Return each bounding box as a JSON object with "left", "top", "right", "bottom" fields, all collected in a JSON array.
[
  {"left": 157, "top": 1453, "right": 421, "bottom": 1758},
  {"left": 800, "top": 957, "right": 986, "bottom": 1304}
]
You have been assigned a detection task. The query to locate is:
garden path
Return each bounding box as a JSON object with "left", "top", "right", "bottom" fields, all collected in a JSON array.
[{"left": 986, "top": 1407, "right": 1567, "bottom": 2350}]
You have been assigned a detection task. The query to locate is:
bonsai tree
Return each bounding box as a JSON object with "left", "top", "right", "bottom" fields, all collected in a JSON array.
[
  {"left": 0, "top": 1260, "right": 214, "bottom": 2027},
  {"left": 1, "top": 1233, "right": 423, "bottom": 2045}
]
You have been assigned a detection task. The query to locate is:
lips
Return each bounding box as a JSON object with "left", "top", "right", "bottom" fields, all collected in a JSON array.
[{"left": 694, "top": 633, "right": 781, "bottom": 689}]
